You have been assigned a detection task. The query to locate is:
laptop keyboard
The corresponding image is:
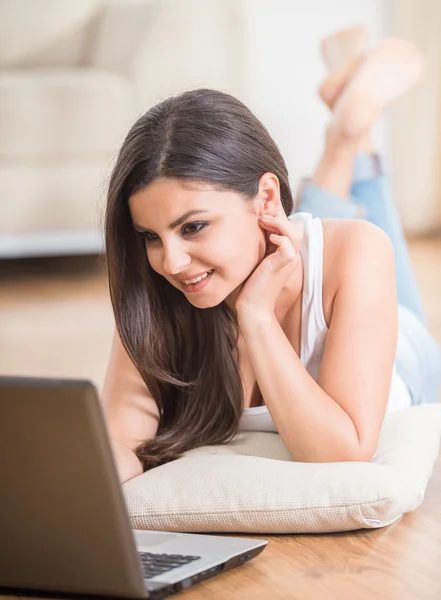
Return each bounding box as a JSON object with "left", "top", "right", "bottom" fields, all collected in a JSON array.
[{"left": 139, "top": 551, "right": 201, "bottom": 579}]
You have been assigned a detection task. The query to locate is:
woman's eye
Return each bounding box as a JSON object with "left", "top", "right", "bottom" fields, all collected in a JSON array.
[
  {"left": 183, "top": 222, "right": 208, "bottom": 235},
  {"left": 138, "top": 222, "right": 208, "bottom": 243},
  {"left": 139, "top": 231, "right": 157, "bottom": 243}
]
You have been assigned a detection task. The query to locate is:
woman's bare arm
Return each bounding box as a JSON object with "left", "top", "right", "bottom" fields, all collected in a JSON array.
[
  {"left": 101, "top": 329, "right": 160, "bottom": 483},
  {"left": 238, "top": 220, "right": 397, "bottom": 462}
]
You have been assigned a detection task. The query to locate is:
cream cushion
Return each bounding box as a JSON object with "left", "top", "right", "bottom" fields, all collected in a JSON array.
[
  {"left": 123, "top": 404, "right": 441, "bottom": 534},
  {"left": 0, "top": 0, "right": 102, "bottom": 66},
  {"left": 0, "top": 0, "right": 246, "bottom": 256},
  {"left": 0, "top": 70, "right": 133, "bottom": 159},
  {"left": 0, "top": 163, "right": 108, "bottom": 235}
]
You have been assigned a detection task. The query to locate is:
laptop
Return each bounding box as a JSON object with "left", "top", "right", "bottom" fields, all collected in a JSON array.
[{"left": 0, "top": 376, "right": 267, "bottom": 599}]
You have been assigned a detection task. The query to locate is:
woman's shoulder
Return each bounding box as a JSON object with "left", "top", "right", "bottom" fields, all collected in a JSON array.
[
  {"left": 319, "top": 218, "right": 395, "bottom": 325},
  {"left": 321, "top": 217, "right": 393, "bottom": 268},
  {"left": 293, "top": 211, "right": 389, "bottom": 255}
]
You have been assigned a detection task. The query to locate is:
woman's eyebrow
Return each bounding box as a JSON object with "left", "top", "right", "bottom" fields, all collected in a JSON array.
[{"left": 133, "top": 209, "right": 211, "bottom": 232}]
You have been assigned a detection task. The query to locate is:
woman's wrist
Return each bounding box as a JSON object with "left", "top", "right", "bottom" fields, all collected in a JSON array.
[{"left": 237, "top": 307, "right": 276, "bottom": 328}]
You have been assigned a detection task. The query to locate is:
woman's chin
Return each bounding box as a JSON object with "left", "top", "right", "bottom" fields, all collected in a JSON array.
[
  {"left": 183, "top": 286, "right": 229, "bottom": 310},
  {"left": 186, "top": 294, "right": 223, "bottom": 309},
  {"left": 178, "top": 276, "right": 241, "bottom": 311}
]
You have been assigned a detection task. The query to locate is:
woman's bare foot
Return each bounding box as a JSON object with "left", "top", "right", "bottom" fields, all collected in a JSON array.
[
  {"left": 319, "top": 25, "right": 368, "bottom": 109},
  {"left": 332, "top": 38, "right": 424, "bottom": 138},
  {"left": 321, "top": 24, "right": 368, "bottom": 71}
]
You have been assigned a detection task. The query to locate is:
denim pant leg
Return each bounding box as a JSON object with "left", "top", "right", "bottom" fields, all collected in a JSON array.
[
  {"left": 350, "top": 157, "right": 441, "bottom": 403},
  {"left": 350, "top": 155, "right": 427, "bottom": 324},
  {"left": 294, "top": 153, "right": 441, "bottom": 405},
  {"left": 396, "top": 305, "right": 441, "bottom": 405},
  {"left": 295, "top": 154, "right": 426, "bottom": 322}
]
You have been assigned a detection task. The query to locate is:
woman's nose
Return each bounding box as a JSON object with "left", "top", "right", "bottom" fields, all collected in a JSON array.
[{"left": 162, "top": 245, "right": 191, "bottom": 276}]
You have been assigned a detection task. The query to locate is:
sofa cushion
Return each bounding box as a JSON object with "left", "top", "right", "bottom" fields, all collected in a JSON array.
[
  {"left": 0, "top": 69, "right": 134, "bottom": 159},
  {"left": 123, "top": 404, "right": 441, "bottom": 534},
  {"left": 0, "top": 0, "right": 102, "bottom": 67},
  {"left": 0, "top": 161, "right": 108, "bottom": 236}
]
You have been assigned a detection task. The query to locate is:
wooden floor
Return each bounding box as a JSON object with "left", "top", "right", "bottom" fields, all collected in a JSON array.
[
  {"left": 0, "top": 254, "right": 114, "bottom": 391},
  {"left": 3, "top": 453, "right": 441, "bottom": 600},
  {"left": 1, "top": 237, "right": 440, "bottom": 599}
]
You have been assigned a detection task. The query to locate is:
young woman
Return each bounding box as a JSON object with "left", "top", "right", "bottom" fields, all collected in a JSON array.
[{"left": 101, "top": 29, "right": 441, "bottom": 484}]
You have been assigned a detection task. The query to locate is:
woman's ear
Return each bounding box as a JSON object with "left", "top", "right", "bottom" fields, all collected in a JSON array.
[{"left": 257, "top": 172, "right": 282, "bottom": 216}]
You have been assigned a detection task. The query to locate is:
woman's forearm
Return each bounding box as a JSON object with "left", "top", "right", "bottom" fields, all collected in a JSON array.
[
  {"left": 238, "top": 312, "right": 363, "bottom": 462},
  {"left": 110, "top": 438, "right": 144, "bottom": 484}
]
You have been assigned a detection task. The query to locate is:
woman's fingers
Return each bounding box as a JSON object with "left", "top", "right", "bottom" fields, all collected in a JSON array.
[
  {"left": 259, "top": 216, "right": 304, "bottom": 254},
  {"left": 269, "top": 230, "right": 303, "bottom": 267}
]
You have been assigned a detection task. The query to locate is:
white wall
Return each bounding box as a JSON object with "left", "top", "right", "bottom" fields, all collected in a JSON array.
[
  {"left": 237, "top": 0, "right": 387, "bottom": 193},
  {"left": 387, "top": 0, "right": 441, "bottom": 234}
]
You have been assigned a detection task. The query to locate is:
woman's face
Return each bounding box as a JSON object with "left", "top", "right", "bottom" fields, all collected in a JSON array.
[{"left": 128, "top": 177, "right": 276, "bottom": 311}]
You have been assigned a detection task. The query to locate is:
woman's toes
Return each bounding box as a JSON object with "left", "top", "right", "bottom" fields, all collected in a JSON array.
[
  {"left": 332, "top": 38, "right": 424, "bottom": 138},
  {"left": 318, "top": 24, "right": 368, "bottom": 110},
  {"left": 321, "top": 24, "right": 368, "bottom": 71}
]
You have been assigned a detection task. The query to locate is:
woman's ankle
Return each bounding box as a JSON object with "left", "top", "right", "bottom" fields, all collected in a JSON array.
[
  {"left": 310, "top": 122, "right": 360, "bottom": 198},
  {"left": 323, "top": 120, "right": 373, "bottom": 157},
  {"left": 356, "top": 132, "right": 375, "bottom": 154}
]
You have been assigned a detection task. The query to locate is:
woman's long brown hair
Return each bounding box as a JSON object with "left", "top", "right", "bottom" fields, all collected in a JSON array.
[{"left": 104, "top": 89, "right": 294, "bottom": 471}]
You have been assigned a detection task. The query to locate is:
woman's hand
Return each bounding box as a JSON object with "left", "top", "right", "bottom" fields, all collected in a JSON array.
[{"left": 236, "top": 215, "right": 304, "bottom": 319}]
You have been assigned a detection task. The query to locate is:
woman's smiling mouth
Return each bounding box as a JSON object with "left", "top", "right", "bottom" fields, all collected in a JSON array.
[{"left": 179, "top": 270, "right": 214, "bottom": 291}]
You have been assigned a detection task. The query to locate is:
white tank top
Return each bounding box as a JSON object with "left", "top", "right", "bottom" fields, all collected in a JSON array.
[{"left": 239, "top": 212, "right": 412, "bottom": 433}]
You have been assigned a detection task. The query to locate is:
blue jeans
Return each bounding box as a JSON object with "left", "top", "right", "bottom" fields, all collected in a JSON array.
[{"left": 294, "top": 153, "right": 441, "bottom": 405}]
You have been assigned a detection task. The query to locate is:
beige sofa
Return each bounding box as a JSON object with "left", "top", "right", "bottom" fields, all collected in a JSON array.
[{"left": 0, "top": 0, "right": 243, "bottom": 257}]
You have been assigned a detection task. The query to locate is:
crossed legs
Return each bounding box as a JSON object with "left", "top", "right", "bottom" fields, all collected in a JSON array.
[{"left": 295, "top": 27, "right": 441, "bottom": 404}]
